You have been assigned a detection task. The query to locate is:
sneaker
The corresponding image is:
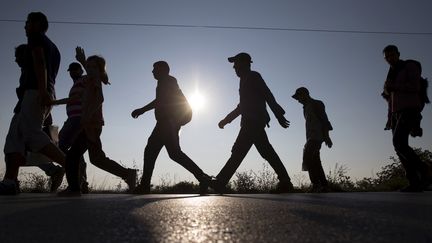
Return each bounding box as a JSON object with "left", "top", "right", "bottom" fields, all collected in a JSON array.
[
  {"left": 124, "top": 169, "right": 137, "bottom": 192},
  {"left": 0, "top": 180, "right": 19, "bottom": 195},
  {"left": 132, "top": 183, "right": 150, "bottom": 194},
  {"left": 50, "top": 167, "right": 65, "bottom": 192},
  {"left": 199, "top": 174, "right": 212, "bottom": 195},
  {"left": 400, "top": 185, "right": 423, "bottom": 193},
  {"left": 57, "top": 187, "right": 81, "bottom": 197}
]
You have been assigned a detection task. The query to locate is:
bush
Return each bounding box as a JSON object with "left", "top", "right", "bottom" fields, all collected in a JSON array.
[
  {"left": 326, "top": 163, "right": 356, "bottom": 192},
  {"left": 232, "top": 163, "right": 280, "bottom": 193},
  {"left": 6, "top": 148, "right": 431, "bottom": 194},
  {"left": 20, "top": 172, "right": 50, "bottom": 193},
  {"left": 154, "top": 181, "right": 199, "bottom": 194},
  {"left": 355, "top": 148, "right": 431, "bottom": 191}
]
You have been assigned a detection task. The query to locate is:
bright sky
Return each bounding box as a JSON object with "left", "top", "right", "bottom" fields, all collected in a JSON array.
[{"left": 1, "top": 0, "right": 431, "bottom": 188}]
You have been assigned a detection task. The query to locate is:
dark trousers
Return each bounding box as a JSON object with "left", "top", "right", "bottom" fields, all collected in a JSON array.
[
  {"left": 58, "top": 117, "right": 87, "bottom": 183},
  {"left": 303, "top": 140, "right": 328, "bottom": 187},
  {"left": 392, "top": 110, "right": 428, "bottom": 187},
  {"left": 216, "top": 123, "right": 291, "bottom": 186},
  {"left": 141, "top": 121, "right": 205, "bottom": 189},
  {"left": 65, "top": 127, "right": 128, "bottom": 191}
]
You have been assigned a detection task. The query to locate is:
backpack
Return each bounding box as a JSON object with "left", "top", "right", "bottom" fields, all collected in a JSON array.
[
  {"left": 173, "top": 88, "right": 193, "bottom": 126},
  {"left": 406, "top": 60, "right": 430, "bottom": 105},
  {"left": 420, "top": 77, "right": 430, "bottom": 105}
]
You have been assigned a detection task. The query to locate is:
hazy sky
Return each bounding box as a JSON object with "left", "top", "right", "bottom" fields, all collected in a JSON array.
[{"left": 1, "top": 0, "right": 431, "bottom": 188}]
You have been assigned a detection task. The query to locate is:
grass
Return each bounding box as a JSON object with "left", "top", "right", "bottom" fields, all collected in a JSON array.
[{"left": 1, "top": 148, "right": 431, "bottom": 194}]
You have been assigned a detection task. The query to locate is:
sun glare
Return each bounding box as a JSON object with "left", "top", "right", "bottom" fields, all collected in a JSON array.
[{"left": 188, "top": 90, "right": 206, "bottom": 112}]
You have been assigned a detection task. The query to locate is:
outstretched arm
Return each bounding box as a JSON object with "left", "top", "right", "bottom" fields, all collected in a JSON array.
[
  {"left": 131, "top": 99, "right": 156, "bottom": 118},
  {"left": 51, "top": 92, "right": 81, "bottom": 106},
  {"left": 218, "top": 105, "right": 241, "bottom": 129}
]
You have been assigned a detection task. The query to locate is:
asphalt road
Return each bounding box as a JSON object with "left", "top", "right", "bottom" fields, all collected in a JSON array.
[{"left": 0, "top": 192, "right": 431, "bottom": 243}]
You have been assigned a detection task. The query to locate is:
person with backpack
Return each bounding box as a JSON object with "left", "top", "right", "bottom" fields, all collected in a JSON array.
[
  {"left": 131, "top": 61, "right": 212, "bottom": 194},
  {"left": 382, "top": 55, "right": 429, "bottom": 137},
  {"left": 212, "top": 52, "right": 294, "bottom": 194},
  {"left": 292, "top": 87, "right": 333, "bottom": 192},
  {"left": 382, "top": 44, "right": 430, "bottom": 192}
]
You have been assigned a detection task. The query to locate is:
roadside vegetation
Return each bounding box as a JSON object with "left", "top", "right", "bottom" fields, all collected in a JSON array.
[{"left": 1, "top": 148, "right": 431, "bottom": 194}]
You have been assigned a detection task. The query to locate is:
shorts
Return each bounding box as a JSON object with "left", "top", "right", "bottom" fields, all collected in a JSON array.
[{"left": 4, "top": 90, "right": 52, "bottom": 156}]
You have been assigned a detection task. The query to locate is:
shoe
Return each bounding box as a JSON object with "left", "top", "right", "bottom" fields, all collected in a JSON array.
[
  {"left": 57, "top": 187, "right": 81, "bottom": 197},
  {"left": 124, "top": 169, "right": 137, "bottom": 192},
  {"left": 400, "top": 185, "right": 423, "bottom": 192},
  {"left": 132, "top": 183, "right": 150, "bottom": 194},
  {"left": 0, "top": 180, "right": 19, "bottom": 195},
  {"left": 209, "top": 178, "right": 226, "bottom": 194},
  {"left": 199, "top": 174, "right": 212, "bottom": 195},
  {"left": 271, "top": 181, "right": 295, "bottom": 194},
  {"left": 81, "top": 181, "right": 90, "bottom": 194},
  {"left": 50, "top": 167, "right": 65, "bottom": 192}
]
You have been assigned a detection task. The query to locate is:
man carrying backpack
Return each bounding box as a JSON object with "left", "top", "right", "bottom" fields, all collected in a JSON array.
[
  {"left": 131, "top": 61, "right": 211, "bottom": 194},
  {"left": 382, "top": 45, "right": 430, "bottom": 192}
]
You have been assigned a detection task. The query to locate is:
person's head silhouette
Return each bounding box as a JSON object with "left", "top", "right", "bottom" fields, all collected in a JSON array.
[
  {"left": 152, "top": 61, "right": 170, "bottom": 80},
  {"left": 67, "top": 62, "right": 84, "bottom": 81},
  {"left": 383, "top": 45, "right": 400, "bottom": 67},
  {"left": 25, "top": 12, "right": 49, "bottom": 37},
  {"left": 228, "top": 52, "right": 252, "bottom": 78},
  {"left": 15, "top": 44, "right": 27, "bottom": 68},
  {"left": 292, "top": 87, "right": 310, "bottom": 104},
  {"left": 86, "top": 55, "right": 109, "bottom": 85}
]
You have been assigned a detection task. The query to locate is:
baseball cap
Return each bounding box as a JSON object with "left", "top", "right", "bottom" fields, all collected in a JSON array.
[
  {"left": 228, "top": 52, "right": 253, "bottom": 63},
  {"left": 67, "top": 62, "right": 83, "bottom": 71},
  {"left": 292, "top": 87, "right": 309, "bottom": 100}
]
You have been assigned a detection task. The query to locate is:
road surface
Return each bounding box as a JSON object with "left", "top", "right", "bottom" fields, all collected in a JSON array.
[{"left": 0, "top": 192, "right": 431, "bottom": 242}]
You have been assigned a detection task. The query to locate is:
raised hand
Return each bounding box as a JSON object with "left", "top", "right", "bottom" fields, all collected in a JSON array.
[{"left": 75, "top": 46, "right": 86, "bottom": 64}]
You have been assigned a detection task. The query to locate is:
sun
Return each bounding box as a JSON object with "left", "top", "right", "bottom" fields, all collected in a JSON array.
[{"left": 188, "top": 90, "right": 206, "bottom": 112}]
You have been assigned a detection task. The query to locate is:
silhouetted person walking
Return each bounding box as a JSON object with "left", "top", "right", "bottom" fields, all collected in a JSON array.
[
  {"left": 213, "top": 52, "right": 293, "bottom": 193},
  {"left": 2, "top": 44, "right": 64, "bottom": 193},
  {"left": 382, "top": 45, "right": 429, "bottom": 192},
  {"left": 292, "top": 87, "right": 333, "bottom": 192},
  {"left": 57, "top": 47, "right": 137, "bottom": 196},
  {"left": 52, "top": 62, "right": 89, "bottom": 193},
  {"left": 0, "top": 12, "right": 65, "bottom": 195},
  {"left": 131, "top": 61, "right": 211, "bottom": 194}
]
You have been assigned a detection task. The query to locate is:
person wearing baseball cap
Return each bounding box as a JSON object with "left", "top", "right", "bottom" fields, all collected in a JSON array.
[
  {"left": 212, "top": 52, "right": 294, "bottom": 193},
  {"left": 227, "top": 52, "right": 253, "bottom": 64},
  {"left": 292, "top": 87, "right": 333, "bottom": 192},
  {"left": 51, "top": 61, "right": 89, "bottom": 193},
  {"left": 67, "top": 62, "right": 82, "bottom": 71}
]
